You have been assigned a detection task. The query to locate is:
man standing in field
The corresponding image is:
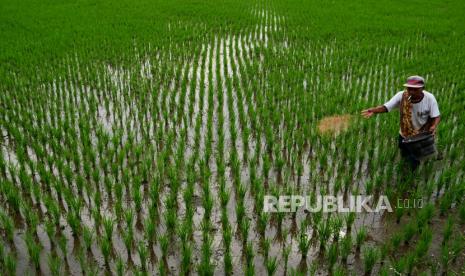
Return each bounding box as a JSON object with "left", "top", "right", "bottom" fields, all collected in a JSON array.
[{"left": 361, "top": 76, "right": 441, "bottom": 171}]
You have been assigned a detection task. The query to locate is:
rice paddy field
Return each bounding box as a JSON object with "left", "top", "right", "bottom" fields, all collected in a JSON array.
[{"left": 1, "top": 0, "right": 465, "bottom": 275}]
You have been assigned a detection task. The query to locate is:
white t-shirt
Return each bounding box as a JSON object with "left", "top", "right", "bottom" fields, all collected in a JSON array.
[{"left": 383, "top": 90, "right": 440, "bottom": 131}]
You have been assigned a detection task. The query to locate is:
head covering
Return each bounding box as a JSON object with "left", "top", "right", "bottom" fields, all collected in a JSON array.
[{"left": 403, "top": 75, "right": 425, "bottom": 88}]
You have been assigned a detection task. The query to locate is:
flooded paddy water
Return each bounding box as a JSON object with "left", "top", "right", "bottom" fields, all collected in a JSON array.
[{"left": 1, "top": 1, "right": 465, "bottom": 276}]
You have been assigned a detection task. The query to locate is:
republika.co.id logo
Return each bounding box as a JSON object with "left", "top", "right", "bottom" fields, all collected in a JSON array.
[{"left": 263, "top": 194, "right": 410, "bottom": 213}]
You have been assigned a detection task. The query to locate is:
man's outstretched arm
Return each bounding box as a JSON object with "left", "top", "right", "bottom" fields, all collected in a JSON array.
[{"left": 361, "top": 105, "right": 388, "bottom": 118}]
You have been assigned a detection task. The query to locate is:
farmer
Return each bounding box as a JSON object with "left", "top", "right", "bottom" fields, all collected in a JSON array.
[{"left": 361, "top": 76, "right": 441, "bottom": 171}]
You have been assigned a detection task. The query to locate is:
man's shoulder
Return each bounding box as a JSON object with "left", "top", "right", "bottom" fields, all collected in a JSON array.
[
  {"left": 422, "top": 90, "right": 435, "bottom": 97},
  {"left": 422, "top": 91, "right": 437, "bottom": 101}
]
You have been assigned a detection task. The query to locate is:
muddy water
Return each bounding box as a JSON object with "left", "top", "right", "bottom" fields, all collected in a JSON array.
[{"left": 5, "top": 5, "right": 464, "bottom": 276}]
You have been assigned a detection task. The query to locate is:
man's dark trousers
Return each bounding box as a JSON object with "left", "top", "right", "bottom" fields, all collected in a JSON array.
[{"left": 398, "top": 134, "right": 420, "bottom": 171}]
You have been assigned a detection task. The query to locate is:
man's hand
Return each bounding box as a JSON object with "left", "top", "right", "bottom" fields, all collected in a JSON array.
[
  {"left": 429, "top": 126, "right": 437, "bottom": 136},
  {"left": 361, "top": 105, "right": 388, "bottom": 118},
  {"left": 428, "top": 116, "right": 440, "bottom": 136},
  {"left": 361, "top": 109, "right": 374, "bottom": 118}
]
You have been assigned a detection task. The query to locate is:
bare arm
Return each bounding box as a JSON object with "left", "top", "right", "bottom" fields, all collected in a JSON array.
[
  {"left": 428, "top": 116, "right": 441, "bottom": 134},
  {"left": 361, "top": 105, "right": 388, "bottom": 118}
]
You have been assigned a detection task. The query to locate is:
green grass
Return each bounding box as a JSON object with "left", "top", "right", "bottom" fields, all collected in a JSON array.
[{"left": 1, "top": 0, "right": 465, "bottom": 274}]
